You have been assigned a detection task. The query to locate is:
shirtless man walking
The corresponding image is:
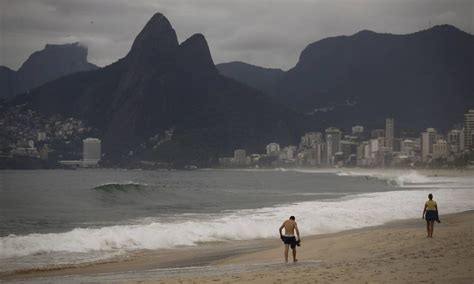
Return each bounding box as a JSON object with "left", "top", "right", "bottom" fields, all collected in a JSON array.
[{"left": 279, "top": 216, "right": 300, "bottom": 263}]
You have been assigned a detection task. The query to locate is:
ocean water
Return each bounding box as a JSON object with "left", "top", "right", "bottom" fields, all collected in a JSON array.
[{"left": 0, "top": 168, "right": 473, "bottom": 272}]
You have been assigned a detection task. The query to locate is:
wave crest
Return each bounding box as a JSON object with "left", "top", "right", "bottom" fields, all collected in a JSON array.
[
  {"left": 335, "top": 170, "right": 433, "bottom": 186},
  {"left": 92, "top": 182, "right": 148, "bottom": 192}
]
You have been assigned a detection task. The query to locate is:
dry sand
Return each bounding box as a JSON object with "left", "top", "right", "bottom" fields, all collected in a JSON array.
[{"left": 3, "top": 211, "right": 473, "bottom": 283}]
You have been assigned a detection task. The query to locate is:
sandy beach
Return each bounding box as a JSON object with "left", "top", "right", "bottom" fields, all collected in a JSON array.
[{"left": 3, "top": 210, "right": 473, "bottom": 283}]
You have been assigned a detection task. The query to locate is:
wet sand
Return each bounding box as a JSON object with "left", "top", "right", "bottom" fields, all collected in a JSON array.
[{"left": 3, "top": 211, "right": 473, "bottom": 283}]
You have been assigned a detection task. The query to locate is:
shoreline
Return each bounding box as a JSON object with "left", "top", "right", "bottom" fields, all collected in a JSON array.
[
  {"left": 2, "top": 167, "right": 474, "bottom": 175},
  {"left": 3, "top": 210, "right": 473, "bottom": 283}
]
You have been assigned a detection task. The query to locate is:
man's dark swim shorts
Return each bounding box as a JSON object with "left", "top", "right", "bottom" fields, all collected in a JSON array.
[{"left": 281, "top": 236, "right": 299, "bottom": 249}]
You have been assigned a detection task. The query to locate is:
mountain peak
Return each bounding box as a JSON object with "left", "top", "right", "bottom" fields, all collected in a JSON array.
[
  {"left": 429, "top": 24, "right": 460, "bottom": 31},
  {"left": 424, "top": 24, "right": 466, "bottom": 35},
  {"left": 353, "top": 29, "right": 377, "bottom": 38},
  {"left": 44, "top": 42, "right": 82, "bottom": 50},
  {"left": 178, "top": 33, "right": 217, "bottom": 76},
  {"left": 128, "top": 13, "right": 178, "bottom": 63},
  {"left": 145, "top": 13, "right": 173, "bottom": 32},
  {"left": 20, "top": 42, "right": 90, "bottom": 71},
  {"left": 15, "top": 41, "right": 97, "bottom": 92}
]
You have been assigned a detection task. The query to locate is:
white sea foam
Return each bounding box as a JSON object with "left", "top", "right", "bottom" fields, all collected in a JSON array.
[
  {"left": 331, "top": 169, "right": 474, "bottom": 189},
  {"left": 2, "top": 172, "right": 473, "bottom": 260}
]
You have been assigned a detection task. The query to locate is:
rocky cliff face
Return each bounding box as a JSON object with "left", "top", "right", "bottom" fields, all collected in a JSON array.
[{"left": 0, "top": 42, "right": 97, "bottom": 98}]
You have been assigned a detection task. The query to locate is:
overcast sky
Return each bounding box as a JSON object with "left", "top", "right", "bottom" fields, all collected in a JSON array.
[{"left": 0, "top": 0, "right": 472, "bottom": 71}]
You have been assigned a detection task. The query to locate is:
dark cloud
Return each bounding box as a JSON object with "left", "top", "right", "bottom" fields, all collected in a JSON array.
[{"left": 0, "top": 0, "right": 472, "bottom": 70}]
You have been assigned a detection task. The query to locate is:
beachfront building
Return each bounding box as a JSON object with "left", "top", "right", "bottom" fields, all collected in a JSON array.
[
  {"left": 300, "top": 132, "right": 323, "bottom": 149},
  {"left": 401, "top": 139, "right": 416, "bottom": 157},
  {"left": 280, "top": 145, "right": 297, "bottom": 160},
  {"left": 447, "top": 129, "right": 465, "bottom": 153},
  {"left": 234, "top": 149, "right": 247, "bottom": 166},
  {"left": 385, "top": 118, "right": 394, "bottom": 150},
  {"left": 266, "top": 143, "right": 280, "bottom": 155},
  {"left": 340, "top": 141, "right": 357, "bottom": 161},
  {"left": 369, "top": 138, "right": 379, "bottom": 155},
  {"left": 356, "top": 141, "right": 371, "bottom": 166},
  {"left": 83, "top": 138, "right": 101, "bottom": 164},
  {"left": 393, "top": 138, "right": 402, "bottom": 152},
  {"left": 421, "top": 128, "right": 437, "bottom": 162},
  {"left": 299, "top": 145, "right": 324, "bottom": 166},
  {"left": 432, "top": 140, "right": 449, "bottom": 159},
  {"left": 325, "top": 127, "right": 341, "bottom": 165},
  {"left": 464, "top": 110, "right": 474, "bottom": 151}
]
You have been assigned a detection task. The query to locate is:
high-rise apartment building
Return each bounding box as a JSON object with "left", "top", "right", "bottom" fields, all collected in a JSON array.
[
  {"left": 447, "top": 129, "right": 465, "bottom": 153},
  {"left": 300, "top": 132, "right": 323, "bottom": 148},
  {"left": 83, "top": 138, "right": 101, "bottom": 164},
  {"left": 234, "top": 149, "right": 247, "bottom": 165},
  {"left": 421, "top": 128, "right": 437, "bottom": 162},
  {"left": 464, "top": 110, "right": 474, "bottom": 151},
  {"left": 325, "top": 127, "right": 341, "bottom": 164},
  {"left": 385, "top": 118, "right": 394, "bottom": 149}
]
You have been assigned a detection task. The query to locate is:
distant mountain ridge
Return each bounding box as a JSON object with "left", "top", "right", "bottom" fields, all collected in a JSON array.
[
  {"left": 10, "top": 13, "right": 312, "bottom": 166},
  {"left": 216, "top": 61, "right": 284, "bottom": 95},
  {"left": 219, "top": 25, "right": 474, "bottom": 130},
  {"left": 0, "top": 42, "right": 97, "bottom": 98}
]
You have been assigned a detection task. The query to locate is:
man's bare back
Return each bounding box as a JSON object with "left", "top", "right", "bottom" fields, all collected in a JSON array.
[{"left": 282, "top": 219, "right": 297, "bottom": 236}]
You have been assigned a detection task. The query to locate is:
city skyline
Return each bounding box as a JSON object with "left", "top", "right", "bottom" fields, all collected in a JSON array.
[{"left": 220, "top": 111, "right": 473, "bottom": 168}]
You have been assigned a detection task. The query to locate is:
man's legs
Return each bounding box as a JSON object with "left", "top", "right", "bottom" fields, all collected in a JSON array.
[
  {"left": 284, "top": 244, "right": 289, "bottom": 262},
  {"left": 292, "top": 247, "right": 297, "bottom": 262}
]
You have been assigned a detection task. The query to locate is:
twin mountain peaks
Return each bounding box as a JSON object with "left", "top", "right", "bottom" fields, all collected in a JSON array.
[
  {"left": 5, "top": 13, "right": 474, "bottom": 165},
  {"left": 9, "top": 13, "right": 308, "bottom": 165}
]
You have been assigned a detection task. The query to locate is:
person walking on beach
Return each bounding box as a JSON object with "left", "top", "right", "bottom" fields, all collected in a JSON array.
[
  {"left": 422, "top": 193, "right": 438, "bottom": 238},
  {"left": 279, "top": 216, "right": 300, "bottom": 263}
]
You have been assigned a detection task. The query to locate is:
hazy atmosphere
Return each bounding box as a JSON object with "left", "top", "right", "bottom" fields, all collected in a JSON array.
[
  {"left": 1, "top": 0, "right": 472, "bottom": 70},
  {"left": 1, "top": 1, "right": 474, "bottom": 283}
]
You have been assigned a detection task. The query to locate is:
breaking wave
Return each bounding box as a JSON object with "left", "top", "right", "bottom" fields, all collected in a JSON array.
[
  {"left": 92, "top": 182, "right": 148, "bottom": 192},
  {"left": 1, "top": 186, "right": 473, "bottom": 260},
  {"left": 332, "top": 169, "right": 473, "bottom": 189}
]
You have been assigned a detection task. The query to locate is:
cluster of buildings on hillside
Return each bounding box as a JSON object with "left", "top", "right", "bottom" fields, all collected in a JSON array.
[
  {"left": 219, "top": 110, "right": 474, "bottom": 168},
  {"left": 0, "top": 105, "right": 99, "bottom": 165},
  {"left": 2, "top": 103, "right": 473, "bottom": 169}
]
